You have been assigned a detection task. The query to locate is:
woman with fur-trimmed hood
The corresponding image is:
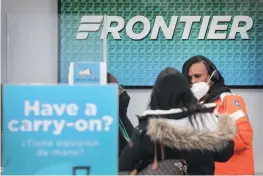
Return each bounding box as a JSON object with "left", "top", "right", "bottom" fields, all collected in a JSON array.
[{"left": 119, "top": 68, "right": 236, "bottom": 175}]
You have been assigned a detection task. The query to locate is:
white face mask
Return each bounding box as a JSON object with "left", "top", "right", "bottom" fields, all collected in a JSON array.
[
  {"left": 191, "top": 82, "right": 209, "bottom": 100},
  {"left": 191, "top": 70, "right": 217, "bottom": 100}
]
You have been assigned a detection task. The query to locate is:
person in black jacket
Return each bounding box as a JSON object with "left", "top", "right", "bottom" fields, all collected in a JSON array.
[
  {"left": 107, "top": 73, "right": 134, "bottom": 156},
  {"left": 119, "top": 67, "right": 235, "bottom": 175}
]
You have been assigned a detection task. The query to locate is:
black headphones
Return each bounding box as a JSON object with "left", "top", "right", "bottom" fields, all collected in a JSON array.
[{"left": 209, "top": 70, "right": 220, "bottom": 83}]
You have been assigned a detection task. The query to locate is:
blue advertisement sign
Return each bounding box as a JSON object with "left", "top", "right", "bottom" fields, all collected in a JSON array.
[{"left": 3, "top": 84, "right": 118, "bottom": 175}]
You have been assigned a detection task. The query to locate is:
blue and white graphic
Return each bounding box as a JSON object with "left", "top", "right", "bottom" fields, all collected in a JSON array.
[
  {"left": 68, "top": 62, "right": 107, "bottom": 85},
  {"left": 3, "top": 84, "right": 118, "bottom": 175}
]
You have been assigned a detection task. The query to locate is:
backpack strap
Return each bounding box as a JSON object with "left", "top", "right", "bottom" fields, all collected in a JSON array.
[
  {"left": 129, "top": 123, "right": 147, "bottom": 175},
  {"left": 152, "top": 143, "right": 165, "bottom": 170}
]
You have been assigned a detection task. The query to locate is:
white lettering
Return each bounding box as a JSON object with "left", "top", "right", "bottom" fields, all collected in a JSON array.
[
  {"left": 25, "top": 100, "right": 40, "bottom": 116},
  {"left": 37, "top": 149, "right": 49, "bottom": 156},
  {"left": 33, "top": 120, "right": 52, "bottom": 132},
  {"left": 8, "top": 120, "right": 19, "bottom": 132},
  {"left": 126, "top": 16, "right": 151, "bottom": 40},
  {"left": 33, "top": 120, "right": 43, "bottom": 132},
  {"left": 21, "top": 120, "right": 32, "bottom": 132},
  {"left": 41, "top": 104, "right": 53, "bottom": 116},
  {"left": 150, "top": 16, "right": 178, "bottom": 40},
  {"left": 7, "top": 119, "right": 112, "bottom": 134},
  {"left": 42, "top": 120, "right": 52, "bottom": 132},
  {"left": 229, "top": 16, "right": 253, "bottom": 39},
  {"left": 102, "top": 116, "right": 113, "bottom": 132},
  {"left": 53, "top": 120, "right": 66, "bottom": 135},
  {"left": 180, "top": 16, "right": 201, "bottom": 39},
  {"left": 75, "top": 119, "right": 88, "bottom": 131},
  {"left": 27, "top": 139, "right": 53, "bottom": 147},
  {"left": 198, "top": 16, "right": 210, "bottom": 39},
  {"left": 53, "top": 104, "right": 67, "bottom": 116},
  {"left": 24, "top": 101, "right": 79, "bottom": 116},
  {"left": 8, "top": 120, "right": 66, "bottom": 135},
  {"left": 89, "top": 120, "right": 102, "bottom": 132},
  {"left": 76, "top": 15, "right": 103, "bottom": 39},
  {"left": 102, "top": 16, "right": 125, "bottom": 40},
  {"left": 78, "top": 15, "right": 253, "bottom": 40},
  {"left": 85, "top": 103, "right": 97, "bottom": 116},
  {"left": 207, "top": 16, "right": 232, "bottom": 39},
  {"left": 67, "top": 104, "right": 78, "bottom": 116}
]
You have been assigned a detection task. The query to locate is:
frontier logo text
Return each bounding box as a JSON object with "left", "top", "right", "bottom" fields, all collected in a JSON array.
[{"left": 76, "top": 15, "right": 253, "bottom": 40}]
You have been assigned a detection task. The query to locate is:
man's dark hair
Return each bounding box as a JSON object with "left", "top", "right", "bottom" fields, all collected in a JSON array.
[{"left": 182, "top": 55, "right": 225, "bottom": 84}]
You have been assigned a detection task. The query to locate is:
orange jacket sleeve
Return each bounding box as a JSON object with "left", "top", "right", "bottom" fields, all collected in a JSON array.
[{"left": 219, "top": 93, "right": 253, "bottom": 153}]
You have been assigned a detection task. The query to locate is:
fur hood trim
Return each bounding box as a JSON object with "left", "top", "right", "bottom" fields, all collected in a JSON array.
[{"left": 146, "top": 113, "right": 236, "bottom": 151}]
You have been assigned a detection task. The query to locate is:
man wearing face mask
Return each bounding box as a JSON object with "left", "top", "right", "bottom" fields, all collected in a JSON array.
[
  {"left": 107, "top": 73, "right": 134, "bottom": 157},
  {"left": 182, "top": 55, "right": 254, "bottom": 175}
]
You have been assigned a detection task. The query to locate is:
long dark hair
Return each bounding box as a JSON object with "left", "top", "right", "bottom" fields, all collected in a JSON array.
[
  {"left": 149, "top": 67, "right": 197, "bottom": 110},
  {"left": 148, "top": 67, "right": 205, "bottom": 128}
]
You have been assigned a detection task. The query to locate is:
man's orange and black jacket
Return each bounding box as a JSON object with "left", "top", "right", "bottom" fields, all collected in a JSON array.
[{"left": 203, "top": 83, "right": 254, "bottom": 175}]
